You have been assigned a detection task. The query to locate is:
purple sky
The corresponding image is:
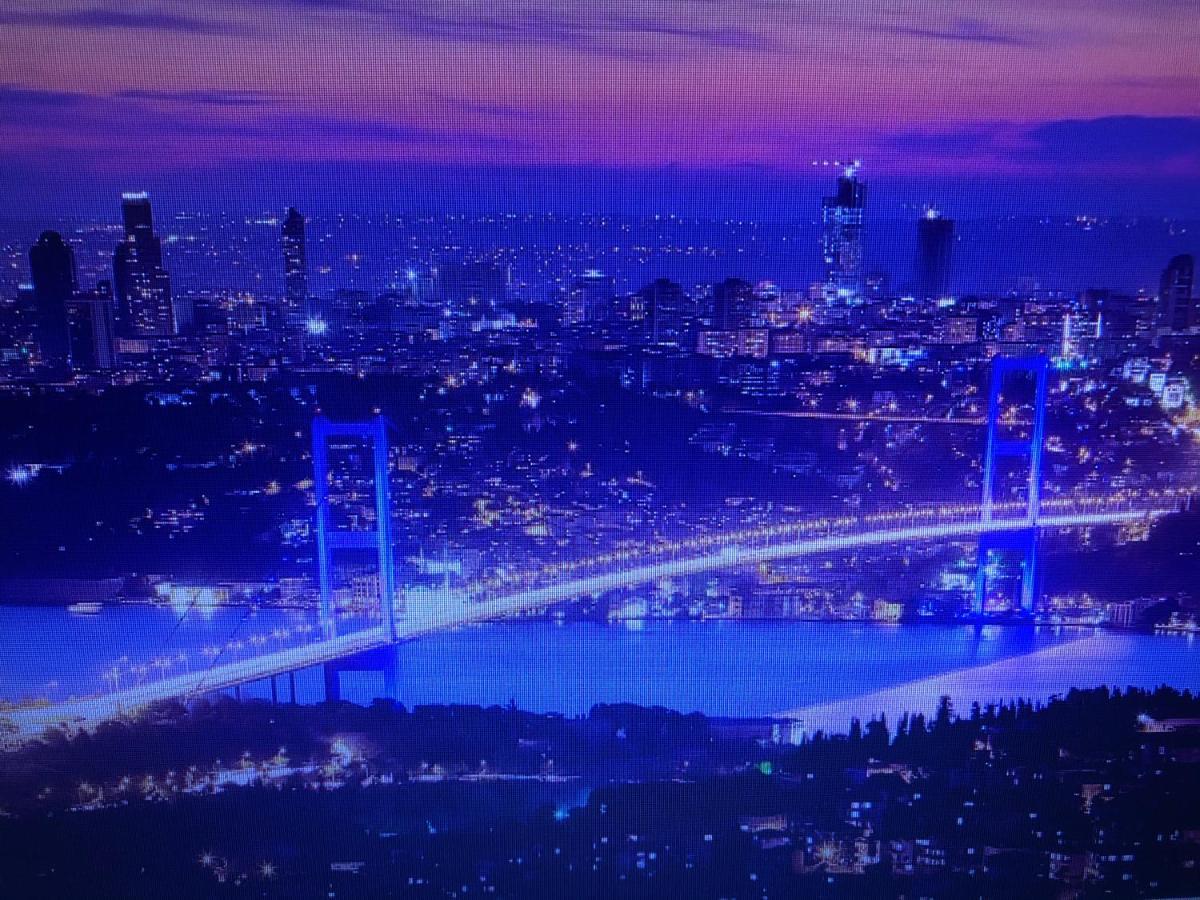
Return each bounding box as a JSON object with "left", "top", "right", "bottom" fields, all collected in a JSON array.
[{"left": 1, "top": 0, "right": 1198, "bottom": 214}]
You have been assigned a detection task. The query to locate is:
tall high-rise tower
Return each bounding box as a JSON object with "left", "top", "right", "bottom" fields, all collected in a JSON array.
[
  {"left": 820, "top": 164, "right": 866, "bottom": 304},
  {"left": 28, "top": 231, "right": 77, "bottom": 370},
  {"left": 637, "top": 278, "right": 689, "bottom": 345},
  {"left": 915, "top": 208, "right": 954, "bottom": 302},
  {"left": 564, "top": 269, "right": 615, "bottom": 325},
  {"left": 113, "top": 192, "right": 174, "bottom": 337},
  {"left": 1158, "top": 254, "right": 1196, "bottom": 334},
  {"left": 67, "top": 281, "right": 117, "bottom": 371},
  {"left": 282, "top": 207, "right": 308, "bottom": 323},
  {"left": 712, "top": 277, "right": 755, "bottom": 330}
]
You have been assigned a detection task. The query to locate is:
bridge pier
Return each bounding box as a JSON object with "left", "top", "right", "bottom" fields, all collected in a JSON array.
[
  {"left": 322, "top": 646, "right": 400, "bottom": 703},
  {"left": 267, "top": 672, "right": 298, "bottom": 705},
  {"left": 974, "top": 527, "right": 1038, "bottom": 615}
]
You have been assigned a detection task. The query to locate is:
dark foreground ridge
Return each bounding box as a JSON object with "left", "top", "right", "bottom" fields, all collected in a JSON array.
[{"left": 2, "top": 686, "right": 1200, "bottom": 898}]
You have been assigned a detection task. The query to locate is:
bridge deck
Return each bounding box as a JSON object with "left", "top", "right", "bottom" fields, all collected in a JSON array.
[{"left": 7, "top": 505, "right": 1172, "bottom": 736}]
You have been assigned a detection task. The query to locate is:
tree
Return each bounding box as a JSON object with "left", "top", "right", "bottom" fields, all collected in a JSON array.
[
  {"left": 865, "top": 716, "right": 890, "bottom": 756},
  {"left": 934, "top": 695, "right": 954, "bottom": 730}
]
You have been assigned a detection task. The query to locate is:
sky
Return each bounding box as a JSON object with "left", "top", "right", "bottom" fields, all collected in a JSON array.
[{"left": 1, "top": 0, "right": 1198, "bottom": 217}]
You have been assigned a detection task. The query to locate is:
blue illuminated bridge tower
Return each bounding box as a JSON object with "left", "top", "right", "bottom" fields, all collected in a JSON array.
[
  {"left": 975, "top": 356, "right": 1049, "bottom": 615},
  {"left": 312, "top": 414, "right": 399, "bottom": 699},
  {"left": 305, "top": 359, "right": 1050, "bottom": 689}
]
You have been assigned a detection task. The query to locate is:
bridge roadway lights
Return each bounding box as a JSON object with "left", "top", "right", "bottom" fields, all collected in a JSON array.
[
  {"left": 322, "top": 646, "right": 400, "bottom": 703},
  {"left": 4, "top": 502, "right": 1168, "bottom": 738},
  {"left": 976, "top": 356, "right": 1048, "bottom": 615}
]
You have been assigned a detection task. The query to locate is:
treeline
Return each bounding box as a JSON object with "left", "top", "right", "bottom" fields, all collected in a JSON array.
[
  {"left": 783, "top": 684, "right": 1200, "bottom": 772},
  {"left": 0, "top": 699, "right": 745, "bottom": 813},
  {"left": 4, "top": 685, "right": 1198, "bottom": 815}
]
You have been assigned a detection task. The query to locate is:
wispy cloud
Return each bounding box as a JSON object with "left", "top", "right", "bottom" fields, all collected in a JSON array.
[
  {"left": 880, "top": 18, "right": 1036, "bottom": 48},
  {"left": 881, "top": 116, "right": 1200, "bottom": 174},
  {"left": 423, "top": 92, "right": 543, "bottom": 121},
  {"left": 114, "top": 89, "right": 276, "bottom": 107},
  {"left": 0, "top": 84, "right": 513, "bottom": 159},
  {"left": 0, "top": 6, "right": 229, "bottom": 35},
  {"left": 383, "top": 3, "right": 779, "bottom": 56},
  {"left": 0, "top": 84, "right": 88, "bottom": 108},
  {"left": 611, "top": 15, "right": 779, "bottom": 51},
  {"left": 1025, "top": 116, "right": 1200, "bottom": 166},
  {"left": 4, "top": 0, "right": 782, "bottom": 54}
]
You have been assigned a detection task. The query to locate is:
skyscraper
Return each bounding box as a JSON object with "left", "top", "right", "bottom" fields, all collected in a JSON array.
[
  {"left": 67, "top": 281, "right": 117, "bottom": 371},
  {"left": 712, "top": 278, "right": 755, "bottom": 330},
  {"left": 638, "top": 278, "right": 689, "bottom": 345},
  {"left": 282, "top": 207, "right": 308, "bottom": 323},
  {"left": 435, "top": 261, "right": 511, "bottom": 308},
  {"left": 113, "top": 192, "right": 174, "bottom": 337},
  {"left": 565, "top": 269, "right": 616, "bottom": 325},
  {"left": 28, "top": 230, "right": 77, "bottom": 370},
  {"left": 1158, "top": 254, "right": 1196, "bottom": 333},
  {"left": 820, "top": 164, "right": 866, "bottom": 304},
  {"left": 3, "top": 283, "right": 39, "bottom": 373},
  {"left": 915, "top": 208, "right": 954, "bottom": 302}
]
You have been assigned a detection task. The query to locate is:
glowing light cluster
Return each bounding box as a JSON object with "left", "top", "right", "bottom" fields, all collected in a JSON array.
[{"left": 6, "top": 465, "right": 35, "bottom": 486}]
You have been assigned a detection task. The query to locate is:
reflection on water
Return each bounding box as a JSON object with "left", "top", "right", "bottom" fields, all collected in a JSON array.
[{"left": 4, "top": 608, "right": 1199, "bottom": 729}]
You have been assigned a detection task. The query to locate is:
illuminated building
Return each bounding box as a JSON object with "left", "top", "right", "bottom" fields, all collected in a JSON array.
[
  {"left": 936, "top": 316, "right": 977, "bottom": 345},
  {"left": 696, "top": 329, "right": 769, "bottom": 359},
  {"left": 1058, "top": 311, "right": 1102, "bottom": 364},
  {"left": 67, "top": 281, "right": 117, "bottom": 371},
  {"left": 435, "top": 261, "right": 510, "bottom": 308},
  {"left": 281, "top": 207, "right": 309, "bottom": 323},
  {"left": 565, "top": 269, "right": 615, "bottom": 324},
  {"left": 638, "top": 277, "right": 689, "bottom": 345},
  {"left": 915, "top": 208, "right": 954, "bottom": 302},
  {"left": 113, "top": 192, "right": 175, "bottom": 337},
  {"left": 1158, "top": 254, "right": 1196, "bottom": 334},
  {"left": 820, "top": 164, "right": 866, "bottom": 304},
  {"left": 712, "top": 277, "right": 755, "bottom": 330},
  {"left": 28, "top": 230, "right": 77, "bottom": 370}
]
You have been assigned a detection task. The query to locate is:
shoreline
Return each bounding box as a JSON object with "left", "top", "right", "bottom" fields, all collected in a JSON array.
[
  {"left": 777, "top": 631, "right": 1148, "bottom": 735},
  {"left": 1, "top": 601, "right": 1174, "bottom": 635}
]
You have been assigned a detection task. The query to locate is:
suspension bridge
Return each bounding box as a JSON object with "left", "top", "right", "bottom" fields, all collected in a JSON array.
[{"left": 5, "top": 357, "right": 1190, "bottom": 736}]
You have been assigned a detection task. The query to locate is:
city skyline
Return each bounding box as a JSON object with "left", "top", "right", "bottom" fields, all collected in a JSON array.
[
  {"left": 15, "top": 174, "right": 1195, "bottom": 376},
  {"left": 4, "top": 5, "right": 1200, "bottom": 897}
]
